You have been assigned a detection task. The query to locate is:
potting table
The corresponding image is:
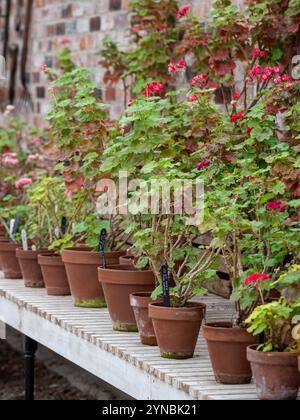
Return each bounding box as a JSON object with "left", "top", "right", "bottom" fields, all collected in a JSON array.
[{"left": 0, "top": 274, "right": 299, "bottom": 400}]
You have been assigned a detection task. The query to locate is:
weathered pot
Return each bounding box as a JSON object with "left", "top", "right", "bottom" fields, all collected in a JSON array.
[
  {"left": 130, "top": 292, "right": 157, "bottom": 346},
  {"left": 62, "top": 248, "right": 126, "bottom": 308},
  {"left": 38, "top": 254, "right": 70, "bottom": 296},
  {"left": 0, "top": 235, "right": 9, "bottom": 270},
  {"left": 149, "top": 302, "right": 206, "bottom": 359},
  {"left": 98, "top": 265, "right": 155, "bottom": 332},
  {"left": 16, "top": 248, "right": 48, "bottom": 288},
  {"left": 247, "top": 345, "right": 300, "bottom": 400},
  {"left": 119, "top": 255, "right": 134, "bottom": 266},
  {"left": 202, "top": 322, "right": 258, "bottom": 384},
  {"left": 0, "top": 242, "right": 22, "bottom": 279}
]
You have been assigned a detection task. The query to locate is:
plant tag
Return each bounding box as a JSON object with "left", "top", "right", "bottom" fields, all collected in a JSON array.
[
  {"left": 21, "top": 229, "right": 28, "bottom": 251},
  {"left": 61, "top": 216, "right": 67, "bottom": 235},
  {"left": 9, "top": 219, "right": 15, "bottom": 236},
  {"left": 99, "top": 228, "right": 107, "bottom": 269},
  {"left": 54, "top": 227, "right": 59, "bottom": 238},
  {"left": 161, "top": 264, "right": 171, "bottom": 307}
]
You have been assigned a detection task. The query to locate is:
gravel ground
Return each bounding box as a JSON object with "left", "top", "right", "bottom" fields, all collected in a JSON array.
[{"left": 0, "top": 340, "right": 94, "bottom": 400}]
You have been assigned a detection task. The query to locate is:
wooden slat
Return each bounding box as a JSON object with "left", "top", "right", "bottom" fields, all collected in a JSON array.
[{"left": 0, "top": 273, "right": 299, "bottom": 400}]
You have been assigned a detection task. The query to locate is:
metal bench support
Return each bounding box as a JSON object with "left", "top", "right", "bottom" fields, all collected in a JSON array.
[{"left": 24, "top": 335, "right": 38, "bottom": 401}]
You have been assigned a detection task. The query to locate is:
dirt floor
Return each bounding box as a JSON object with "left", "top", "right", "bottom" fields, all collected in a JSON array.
[{"left": 0, "top": 340, "right": 94, "bottom": 400}]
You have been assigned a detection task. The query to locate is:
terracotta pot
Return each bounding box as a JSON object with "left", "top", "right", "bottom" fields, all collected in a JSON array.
[
  {"left": 130, "top": 292, "right": 157, "bottom": 346},
  {"left": 38, "top": 254, "right": 70, "bottom": 296},
  {"left": 0, "top": 242, "right": 22, "bottom": 279},
  {"left": 98, "top": 265, "right": 155, "bottom": 332},
  {"left": 247, "top": 345, "right": 300, "bottom": 400},
  {"left": 62, "top": 248, "right": 126, "bottom": 308},
  {"left": 0, "top": 235, "right": 9, "bottom": 270},
  {"left": 16, "top": 248, "right": 48, "bottom": 288},
  {"left": 149, "top": 302, "right": 206, "bottom": 359},
  {"left": 119, "top": 255, "right": 134, "bottom": 266},
  {"left": 202, "top": 322, "right": 258, "bottom": 384}
]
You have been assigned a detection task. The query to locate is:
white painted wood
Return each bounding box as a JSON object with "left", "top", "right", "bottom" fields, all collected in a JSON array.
[{"left": 0, "top": 275, "right": 299, "bottom": 400}]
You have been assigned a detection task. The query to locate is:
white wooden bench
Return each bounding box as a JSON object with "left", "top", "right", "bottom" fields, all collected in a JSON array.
[{"left": 0, "top": 273, "right": 299, "bottom": 400}]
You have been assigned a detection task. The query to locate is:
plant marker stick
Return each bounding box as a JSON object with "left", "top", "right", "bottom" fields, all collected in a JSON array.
[
  {"left": 54, "top": 227, "right": 59, "bottom": 238},
  {"left": 10, "top": 219, "right": 15, "bottom": 236},
  {"left": 99, "top": 228, "right": 107, "bottom": 269},
  {"left": 21, "top": 229, "right": 28, "bottom": 251},
  {"left": 61, "top": 216, "right": 67, "bottom": 235},
  {"left": 161, "top": 264, "right": 171, "bottom": 307},
  {"left": 12, "top": 215, "right": 20, "bottom": 234}
]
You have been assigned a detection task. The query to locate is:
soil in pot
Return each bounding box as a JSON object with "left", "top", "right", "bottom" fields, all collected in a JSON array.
[
  {"left": 16, "top": 248, "right": 49, "bottom": 288},
  {"left": 0, "top": 242, "right": 22, "bottom": 279},
  {"left": 130, "top": 292, "right": 157, "bottom": 346},
  {"left": 149, "top": 302, "right": 206, "bottom": 359},
  {"left": 62, "top": 248, "right": 126, "bottom": 308},
  {"left": 247, "top": 345, "right": 300, "bottom": 400},
  {"left": 38, "top": 254, "right": 70, "bottom": 296},
  {"left": 202, "top": 322, "right": 258, "bottom": 384},
  {"left": 98, "top": 265, "right": 156, "bottom": 332}
]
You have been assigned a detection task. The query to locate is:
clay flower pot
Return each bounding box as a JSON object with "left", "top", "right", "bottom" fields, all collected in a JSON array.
[
  {"left": 16, "top": 248, "right": 49, "bottom": 288},
  {"left": 119, "top": 255, "right": 134, "bottom": 266},
  {"left": 130, "top": 292, "right": 157, "bottom": 346},
  {"left": 0, "top": 235, "right": 9, "bottom": 270},
  {"left": 98, "top": 265, "right": 155, "bottom": 332},
  {"left": 247, "top": 345, "right": 300, "bottom": 400},
  {"left": 202, "top": 322, "right": 258, "bottom": 384},
  {"left": 38, "top": 254, "right": 70, "bottom": 296},
  {"left": 149, "top": 302, "right": 206, "bottom": 359},
  {"left": 0, "top": 242, "right": 22, "bottom": 279},
  {"left": 62, "top": 248, "right": 126, "bottom": 308}
]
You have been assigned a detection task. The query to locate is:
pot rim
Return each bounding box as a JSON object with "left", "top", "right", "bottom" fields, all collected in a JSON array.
[
  {"left": 149, "top": 301, "right": 206, "bottom": 322},
  {"left": 130, "top": 292, "right": 158, "bottom": 308},
  {"left": 247, "top": 344, "right": 300, "bottom": 365},
  {"left": 62, "top": 249, "right": 126, "bottom": 264},
  {"left": 98, "top": 265, "right": 155, "bottom": 285},
  {"left": 16, "top": 248, "right": 51, "bottom": 258},
  {"left": 38, "top": 254, "right": 63, "bottom": 266},
  {"left": 202, "top": 322, "right": 258, "bottom": 344}
]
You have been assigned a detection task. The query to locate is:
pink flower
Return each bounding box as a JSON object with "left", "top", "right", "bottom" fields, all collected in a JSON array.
[
  {"left": 249, "top": 65, "right": 263, "bottom": 78},
  {"left": 143, "top": 81, "right": 164, "bottom": 97},
  {"left": 230, "top": 112, "right": 244, "bottom": 122},
  {"left": 26, "top": 154, "right": 40, "bottom": 163},
  {"left": 177, "top": 3, "right": 192, "bottom": 18},
  {"left": 15, "top": 177, "right": 33, "bottom": 189},
  {"left": 233, "top": 91, "right": 240, "bottom": 100},
  {"left": 168, "top": 63, "right": 177, "bottom": 73},
  {"left": 265, "top": 200, "right": 287, "bottom": 212},
  {"left": 28, "top": 137, "right": 41, "bottom": 146},
  {"left": 57, "top": 36, "right": 71, "bottom": 46},
  {"left": 65, "top": 189, "right": 73, "bottom": 199},
  {"left": 244, "top": 273, "right": 269, "bottom": 286},
  {"left": 127, "top": 98, "right": 134, "bottom": 107},
  {"left": 2, "top": 156, "right": 19, "bottom": 166},
  {"left": 39, "top": 64, "right": 47, "bottom": 72},
  {"left": 177, "top": 60, "right": 187, "bottom": 69},
  {"left": 197, "top": 160, "right": 211, "bottom": 170}
]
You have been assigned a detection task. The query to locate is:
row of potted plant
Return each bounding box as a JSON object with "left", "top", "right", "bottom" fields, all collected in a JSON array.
[{"left": 0, "top": 0, "right": 300, "bottom": 400}]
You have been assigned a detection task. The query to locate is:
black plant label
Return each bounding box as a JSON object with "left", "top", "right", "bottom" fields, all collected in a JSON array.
[
  {"left": 61, "top": 216, "right": 67, "bottom": 235},
  {"left": 99, "top": 228, "right": 107, "bottom": 269},
  {"left": 12, "top": 215, "right": 20, "bottom": 234},
  {"left": 161, "top": 264, "right": 171, "bottom": 307}
]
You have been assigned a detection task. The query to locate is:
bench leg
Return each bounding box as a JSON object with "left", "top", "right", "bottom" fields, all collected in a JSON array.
[{"left": 24, "top": 335, "right": 38, "bottom": 401}]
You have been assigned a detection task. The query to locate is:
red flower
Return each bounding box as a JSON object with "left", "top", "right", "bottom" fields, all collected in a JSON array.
[
  {"left": 244, "top": 273, "right": 269, "bottom": 286},
  {"left": 143, "top": 81, "right": 164, "bottom": 97},
  {"left": 188, "top": 93, "right": 198, "bottom": 102},
  {"left": 127, "top": 98, "right": 134, "bottom": 107},
  {"left": 265, "top": 200, "right": 287, "bottom": 212},
  {"left": 252, "top": 48, "right": 266, "bottom": 58},
  {"left": 247, "top": 127, "right": 253, "bottom": 135},
  {"left": 230, "top": 112, "right": 244, "bottom": 122},
  {"left": 233, "top": 91, "right": 240, "bottom": 100},
  {"left": 190, "top": 74, "right": 208, "bottom": 86},
  {"left": 177, "top": 3, "right": 192, "bottom": 18},
  {"left": 168, "top": 60, "right": 187, "bottom": 73},
  {"left": 197, "top": 160, "right": 211, "bottom": 170}
]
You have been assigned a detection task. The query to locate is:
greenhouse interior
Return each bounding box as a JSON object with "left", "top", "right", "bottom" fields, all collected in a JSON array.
[{"left": 0, "top": 0, "right": 300, "bottom": 404}]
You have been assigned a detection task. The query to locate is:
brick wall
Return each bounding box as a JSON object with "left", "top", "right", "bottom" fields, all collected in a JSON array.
[{"left": 1, "top": 0, "right": 243, "bottom": 124}]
